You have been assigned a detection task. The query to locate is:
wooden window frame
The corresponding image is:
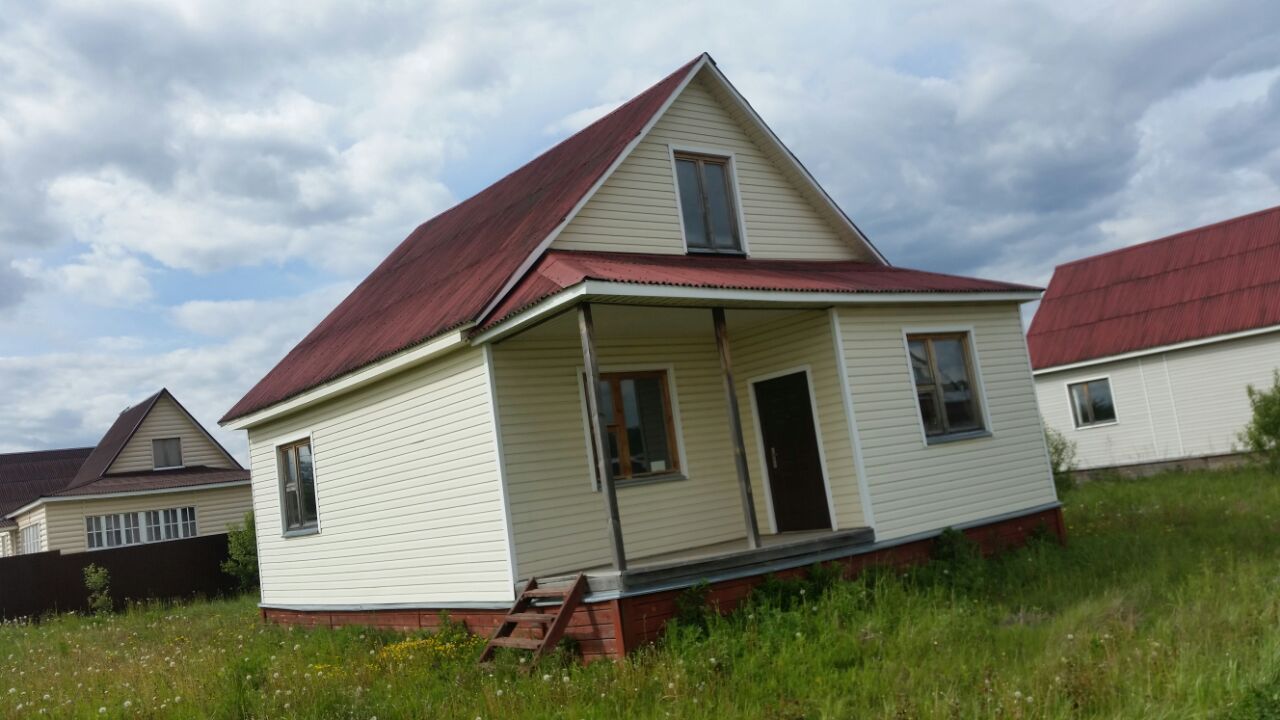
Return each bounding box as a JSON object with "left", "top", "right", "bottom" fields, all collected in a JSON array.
[
  {"left": 1067, "top": 377, "right": 1118, "bottom": 429},
  {"left": 907, "top": 332, "right": 987, "bottom": 440},
  {"left": 585, "top": 369, "right": 683, "bottom": 487},
  {"left": 277, "top": 438, "right": 320, "bottom": 536},
  {"left": 152, "top": 437, "right": 184, "bottom": 470},
  {"left": 673, "top": 151, "right": 745, "bottom": 255}
]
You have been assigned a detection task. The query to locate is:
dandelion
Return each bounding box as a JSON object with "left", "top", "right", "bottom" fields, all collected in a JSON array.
[
  {"left": 123, "top": 700, "right": 133, "bottom": 708},
  {"left": 495, "top": 690, "right": 503, "bottom": 697},
  {"left": 709, "top": 657, "right": 717, "bottom": 665},
  {"left": 542, "top": 674, "right": 551, "bottom": 682},
  {"left": 98, "top": 708, "right": 106, "bottom": 714},
  {"left": 562, "top": 676, "right": 570, "bottom": 683}
]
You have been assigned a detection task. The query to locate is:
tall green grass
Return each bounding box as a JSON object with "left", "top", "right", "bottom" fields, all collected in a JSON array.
[{"left": 2, "top": 468, "right": 1279, "bottom": 719}]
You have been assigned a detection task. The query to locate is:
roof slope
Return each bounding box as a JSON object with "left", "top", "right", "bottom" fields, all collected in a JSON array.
[
  {"left": 485, "top": 250, "right": 1039, "bottom": 329},
  {"left": 0, "top": 448, "right": 94, "bottom": 523},
  {"left": 222, "top": 56, "right": 705, "bottom": 423},
  {"left": 67, "top": 389, "right": 165, "bottom": 490},
  {"left": 1028, "top": 205, "right": 1280, "bottom": 370}
]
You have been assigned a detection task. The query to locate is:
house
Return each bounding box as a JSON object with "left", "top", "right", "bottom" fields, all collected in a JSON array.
[
  {"left": 1028, "top": 206, "right": 1280, "bottom": 473},
  {"left": 220, "top": 53, "right": 1061, "bottom": 659},
  {"left": 1, "top": 389, "right": 252, "bottom": 557}
]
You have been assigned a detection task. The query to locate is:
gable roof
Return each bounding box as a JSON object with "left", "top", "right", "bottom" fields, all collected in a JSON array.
[
  {"left": 1027, "top": 205, "right": 1280, "bottom": 371},
  {"left": 68, "top": 389, "right": 165, "bottom": 489},
  {"left": 0, "top": 447, "right": 94, "bottom": 525},
  {"left": 222, "top": 53, "right": 890, "bottom": 425},
  {"left": 483, "top": 250, "right": 1040, "bottom": 331}
]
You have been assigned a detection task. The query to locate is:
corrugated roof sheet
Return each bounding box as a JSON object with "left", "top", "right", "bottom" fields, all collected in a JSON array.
[
  {"left": 67, "top": 389, "right": 164, "bottom": 490},
  {"left": 221, "top": 56, "right": 705, "bottom": 423},
  {"left": 0, "top": 447, "right": 94, "bottom": 519},
  {"left": 483, "top": 250, "right": 1039, "bottom": 328},
  {"left": 1027, "top": 205, "right": 1280, "bottom": 370},
  {"left": 52, "top": 466, "right": 249, "bottom": 497}
]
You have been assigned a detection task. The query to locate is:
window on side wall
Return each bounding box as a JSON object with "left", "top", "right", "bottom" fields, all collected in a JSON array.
[
  {"left": 278, "top": 439, "right": 319, "bottom": 534},
  {"left": 1068, "top": 378, "right": 1117, "bottom": 428},
  {"left": 20, "top": 523, "right": 43, "bottom": 554},
  {"left": 585, "top": 370, "right": 682, "bottom": 487},
  {"left": 152, "top": 437, "right": 183, "bottom": 469},
  {"left": 674, "top": 152, "right": 743, "bottom": 254},
  {"left": 906, "top": 332, "right": 986, "bottom": 442}
]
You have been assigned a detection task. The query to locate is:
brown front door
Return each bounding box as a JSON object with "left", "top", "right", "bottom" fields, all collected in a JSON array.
[{"left": 752, "top": 371, "right": 832, "bottom": 532}]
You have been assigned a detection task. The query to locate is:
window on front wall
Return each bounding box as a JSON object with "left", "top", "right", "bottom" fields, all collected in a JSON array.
[
  {"left": 86, "top": 507, "right": 194, "bottom": 549},
  {"left": 907, "top": 333, "right": 985, "bottom": 440},
  {"left": 152, "top": 437, "right": 182, "bottom": 469},
  {"left": 279, "top": 439, "right": 319, "bottom": 533},
  {"left": 585, "top": 370, "right": 681, "bottom": 487},
  {"left": 20, "top": 523, "right": 43, "bottom": 554},
  {"left": 674, "top": 152, "right": 743, "bottom": 254},
  {"left": 1068, "top": 378, "right": 1116, "bottom": 428}
]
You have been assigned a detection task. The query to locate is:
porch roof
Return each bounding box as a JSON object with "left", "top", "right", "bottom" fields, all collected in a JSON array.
[{"left": 481, "top": 250, "right": 1043, "bottom": 331}]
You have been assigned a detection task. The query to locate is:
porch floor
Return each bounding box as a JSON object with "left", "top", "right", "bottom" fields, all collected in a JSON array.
[{"left": 539, "top": 526, "right": 875, "bottom": 596}]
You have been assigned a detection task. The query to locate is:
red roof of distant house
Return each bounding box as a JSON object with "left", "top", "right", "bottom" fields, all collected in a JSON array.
[
  {"left": 1027, "top": 205, "right": 1280, "bottom": 370},
  {"left": 0, "top": 448, "right": 94, "bottom": 525},
  {"left": 221, "top": 56, "right": 705, "bottom": 423},
  {"left": 483, "top": 250, "right": 1040, "bottom": 329}
]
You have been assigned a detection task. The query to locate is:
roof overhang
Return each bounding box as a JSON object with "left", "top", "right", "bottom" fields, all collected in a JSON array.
[
  {"left": 221, "top": 329, "right": 471, "bottom": 431},
  {"left": 472, "top": 281, "right": 1042, "bottom": 344},
  {"left": 4, "top": 479, "right": 252, "bottom": 520},
  {"left": 1031, "top": 322, "right": 1280, "bottom": 376}
]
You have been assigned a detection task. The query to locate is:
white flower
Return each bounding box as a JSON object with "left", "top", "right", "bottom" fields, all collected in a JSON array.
[
  {"left": 709, "top": 657, "right": 716, "bottom": 665},
  {"left": 542, "top": 674, "right": 551, "bottom": 682},
  {"left": 495, "top": 690, "right": 503, "bottom": 697},
  {"left": 561, "top": 676, "right": 570, "bottom": 683},
  {"left": 98, "top": 708, "right": 106, "bottom": 714},
  {"left": 123, "top": 700, "right": 133, "bottom": 708}
]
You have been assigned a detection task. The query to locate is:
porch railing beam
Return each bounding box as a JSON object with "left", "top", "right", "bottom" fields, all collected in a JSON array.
[
  {"left": 578, "top": 303, "right": 627, "bottom": 572},
  {"left": 712, "top": 307, "right": 762, "bottom": 550}
]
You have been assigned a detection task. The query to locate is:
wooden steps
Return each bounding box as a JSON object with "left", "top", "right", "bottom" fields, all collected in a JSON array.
[{"left": 479, "top": 574, "right": 587, "bottom": 664}]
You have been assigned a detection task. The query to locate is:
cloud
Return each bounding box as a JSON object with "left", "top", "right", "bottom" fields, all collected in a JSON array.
[{"left": 14, "top": 244, "right": 152, "bottom": 306}]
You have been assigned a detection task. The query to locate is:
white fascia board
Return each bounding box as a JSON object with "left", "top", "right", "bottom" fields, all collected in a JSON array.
[
  {"left": 221, "top": 329, "right": 471, "bottom": 431},
  {"left": 1031, "top": 322, "right": 1280, "bottom": 376},
  {"left": 470, "top": 282, "right": 1041, "bottom": 344},
  {"left": 4, "top": 480, "right": 252, "bottom": 519}
]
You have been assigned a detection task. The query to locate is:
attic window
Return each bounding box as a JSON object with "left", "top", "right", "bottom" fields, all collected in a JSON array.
[
  {"left": 152, "top": 438, "right": 183, "bottom": 469},
  {"left": 674, "top": 152, "right": 743, "bottom": 254}
]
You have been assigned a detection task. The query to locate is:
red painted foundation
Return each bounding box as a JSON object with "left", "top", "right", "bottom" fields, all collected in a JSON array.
[{"left": 262, "top": 506, "right": 1064, "bottom": 661}]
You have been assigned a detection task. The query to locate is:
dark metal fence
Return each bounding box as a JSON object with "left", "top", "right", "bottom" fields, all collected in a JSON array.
[{"left": 0, "top": 533, "right": 236, "bottom": 619}]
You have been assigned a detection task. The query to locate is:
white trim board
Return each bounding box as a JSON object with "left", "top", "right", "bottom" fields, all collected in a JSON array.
[
  {"left": 827, "top": 308, "right": 877, "bottom": 530},
  {"left": 1031, "top": 323, "right": 1280, "bottom": 376},
  {"left": 746, "top": 365, "right": 839, "bottom": 533},
  {"left": 483, "top": 344, "right": 521, "bottom": 593},
  {"left": 4, "top": 480, "right": 251, "bottom": 520}
]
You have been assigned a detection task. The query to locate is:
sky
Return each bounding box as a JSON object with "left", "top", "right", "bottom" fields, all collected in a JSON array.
[{"left": 1, "top": 0, "right": 1279, "bottom": 459}]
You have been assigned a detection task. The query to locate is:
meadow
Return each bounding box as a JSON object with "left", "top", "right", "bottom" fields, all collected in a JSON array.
[{"left": 2, "top": 468, "right": 1279, "bottom": 719}]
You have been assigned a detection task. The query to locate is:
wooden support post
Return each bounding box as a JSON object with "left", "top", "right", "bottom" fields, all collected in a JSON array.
[
  {"left": 578, "top": 303, "right": 627, "bottom": 572},
  {"left": 713, "top": 307, "right": 761, "bottom": 549}
]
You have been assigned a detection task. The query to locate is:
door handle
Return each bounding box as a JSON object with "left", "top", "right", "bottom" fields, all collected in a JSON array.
[{"left": 770, "top": 447, "right": 778, "bottom": 469}]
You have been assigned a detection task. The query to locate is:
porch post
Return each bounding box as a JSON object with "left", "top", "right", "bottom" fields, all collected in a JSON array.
[
  {"left": 712, "top": 307, "right": 762, "bottom": 549},
  {"left": 578, "top": 303, "right": 627, "bottom": 572}
]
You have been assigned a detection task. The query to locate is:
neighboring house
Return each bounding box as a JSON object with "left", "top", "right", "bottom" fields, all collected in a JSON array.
[
  {"left": 1, "top": 389, "right": 252, "bottom": 557},
  {"left": 220, "top": 53, "right": 1060, "bottom": 659},
  {"left": 1028, "top": 206, "right": 1280, "bottom": 471}
]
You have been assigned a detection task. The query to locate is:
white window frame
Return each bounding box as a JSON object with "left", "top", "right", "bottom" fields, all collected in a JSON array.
[
  {"left": 900, "top": 326, "right": 994, "bottom": 447},
  {"left": 576, "top": 363, "right": 690, "bottom": 491},
  {"left": 85, "top": 507, "right": 196, "bottom": 551},
  {"left": 273, "top": 432, "right": 322, "bottom": 538},
  {"left": 746, "top": 365, "right": 839, "bottom": 534},
  {"left": 152, "top": 437, "right": 184, "bottom": 470},
  {"left": 1065, "top": 375, "right": 1120, "bottom": 430},
  {"left": 20, "top": 522, "right": 43, "bottom": 555},
  {"left": 667, "top": 143, "right": 751, "bottom": 256}
]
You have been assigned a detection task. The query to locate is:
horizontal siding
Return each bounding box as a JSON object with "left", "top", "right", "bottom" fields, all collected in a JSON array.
[
  {"left": 15, "top": 506, "right": 46, "bottom": 554},
  {"left": 552, "top": 73, "right": 870, "bottom": 261},
  {"left": 732, "top": 311, "right": 865, "bottom": 530},
  {"left": 40, "top": 485, "right": 253, "bottom": 554},
  {"left": 246, "top": 347, "right": 513, "bottom": 606},
  {"left": 1037, "top": 330, "right": 1280, "bottom": 468},
  {"left": 109, "top": 395, "right": 235, "bottom": 473},
  {"left": 495, "top": 322, "right": 747, "bottom": 579},
  {"left": 838, "top": 304, "right": 1056, "bottom": 540}
]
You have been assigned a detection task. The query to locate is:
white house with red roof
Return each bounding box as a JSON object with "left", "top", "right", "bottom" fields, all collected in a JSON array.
[
  {"left": 220, "top": 54, "right": 1060, "bottom": 659},
  {"left": 1, "top": 389, "right": 251, "bottom": 557},
  {"left": 1028, "top": 206, "right": 1280, "bottom": 472}
]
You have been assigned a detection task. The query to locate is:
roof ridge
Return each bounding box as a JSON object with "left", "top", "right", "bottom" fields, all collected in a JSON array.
[
  {"left": 1042, "top": 238, "right": 1280, "bottom": 301},
  {"left": 1029, "top": 278, "right": 1280, "bottom": 336},
  {"left": 1053, "top": 203, "right": 1280, "bottom": 272}
]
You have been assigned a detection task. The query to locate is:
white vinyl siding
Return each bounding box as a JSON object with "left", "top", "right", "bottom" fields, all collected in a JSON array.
[
  {"left": 837, "top": 303, "right": 1057, "bottom": 540},
  {"left": 35, "top": 485, "right": 251, "bottom": 554},
  {"left": 0, "top": 530, "right": 14, "bottom": 557},
  {"left": 108, "top": 395, "right": 235, "bottom": 473},
  {"left": 1036, "top": 328, "right": 1280, "bottom": 469},
  {"left": 245, "top": 347, "right": 514, "bottom": 607},
  {"left": 552, "top": 73, "right": 872, "bottom": 261}
]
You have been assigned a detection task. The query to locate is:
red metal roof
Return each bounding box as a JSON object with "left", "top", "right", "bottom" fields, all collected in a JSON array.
[
  {"left": 221, "top": 56, "right": 705, "bottom": 423},
  {"left": 52, "top": 466, "right": 249, "bottom": 497},
  {"left": 483, "top": 250, "right": 1039, "bottom": 329},
  {"left": 1027, "top": 205, "right": 1280, "bottom": 370}
]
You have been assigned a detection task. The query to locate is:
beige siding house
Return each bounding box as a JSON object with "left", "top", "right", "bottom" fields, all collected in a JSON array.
[
  {"left": 1, "top": 390, "right": 252, "bottom": 557},
  {"left": 1029, "top": 207, "right": 1280, "bottom": 472},
  {"left": 222, "top": 54, "right": 1059, "bottom": 656}
]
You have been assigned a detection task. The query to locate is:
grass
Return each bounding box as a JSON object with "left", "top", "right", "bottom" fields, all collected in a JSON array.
[{"left": 3, "top": 468, "right": 1280, "bottom": 719}]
